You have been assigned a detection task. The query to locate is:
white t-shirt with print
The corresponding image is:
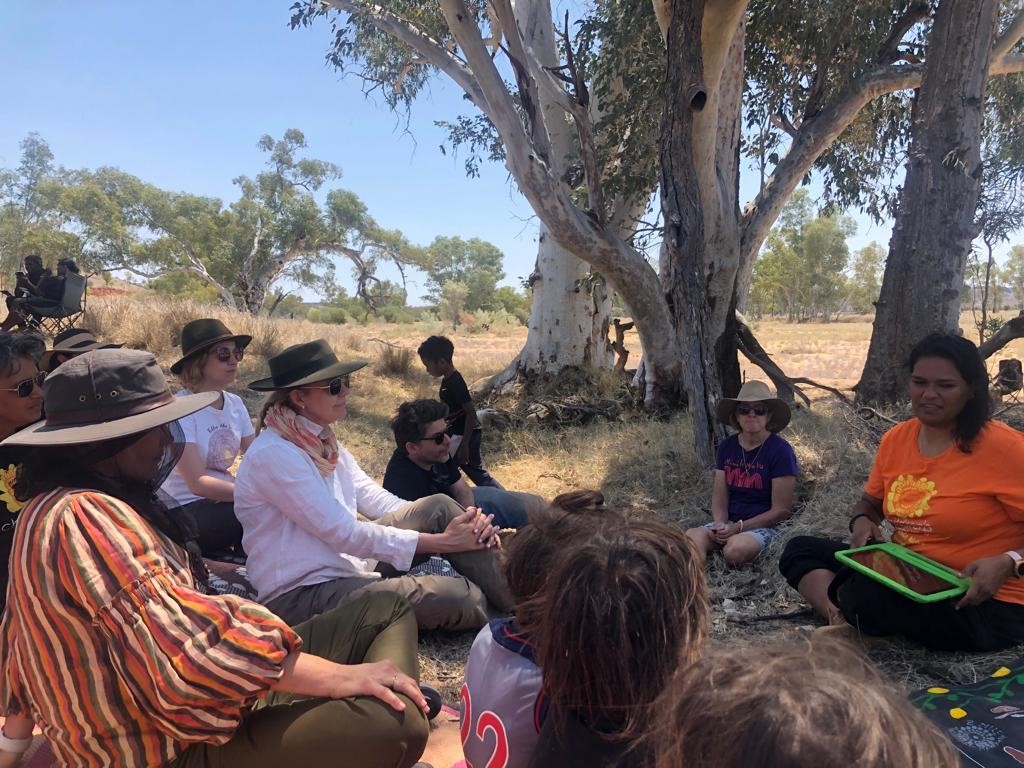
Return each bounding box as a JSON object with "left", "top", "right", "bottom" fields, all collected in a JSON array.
[{"left": 161, "top": 389, "right": 255, "bottom": 507}]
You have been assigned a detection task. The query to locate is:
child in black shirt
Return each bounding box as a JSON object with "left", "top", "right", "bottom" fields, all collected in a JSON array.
[{"left": 417, "top": 335, "right": 503, "bottom": 488}]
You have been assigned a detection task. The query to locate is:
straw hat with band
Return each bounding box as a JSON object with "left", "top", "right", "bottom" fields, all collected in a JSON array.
[
  {"left": 2, "top": 349, "right": 218, "bottom": 447},
  {"left": 248, "top": 339, "right": 367, "bottom": 391},
  {"left": 170, "top": 319, "right": 252, "bottom": 376},
  {"left": 40, "top": 328, "right": 122, "bottom": 372},
  {"left": 716, "top": 380, "right": 791, "bottom": 433}
]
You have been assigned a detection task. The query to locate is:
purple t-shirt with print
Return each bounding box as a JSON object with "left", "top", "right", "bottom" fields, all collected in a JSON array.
[{"left": 715, "top": 433, "right": 798, "bottom": 521}]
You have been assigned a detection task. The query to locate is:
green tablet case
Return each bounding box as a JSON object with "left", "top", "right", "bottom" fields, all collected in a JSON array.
[{"left": 834, "top": 542, "right": 970, "bottom": 603}]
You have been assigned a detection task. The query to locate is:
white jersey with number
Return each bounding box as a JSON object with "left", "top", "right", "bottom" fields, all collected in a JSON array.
[{"left": 460, "top": 618, "right": 545, "bottom": 768}]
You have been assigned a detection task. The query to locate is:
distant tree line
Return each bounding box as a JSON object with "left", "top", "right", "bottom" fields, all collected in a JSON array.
[{"left": 0, "top": 131, "right": 530, "bottom": 324}]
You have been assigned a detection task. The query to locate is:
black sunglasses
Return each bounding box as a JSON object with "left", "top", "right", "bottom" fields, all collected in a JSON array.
[
  {"left": 735, "top": 404, "right": 768, "bottom": 416},
  {"left": 419, "top": 430, "right": 448, "bottom": 445},
  {"left": 213, "top": 346, "right": 245, "bottom": 363},
  {"left": 305, "top": 375, "right": 351, "bottom": 396},
  {"left": 0, "top": 370, "right": 46, "bottom": 398}
]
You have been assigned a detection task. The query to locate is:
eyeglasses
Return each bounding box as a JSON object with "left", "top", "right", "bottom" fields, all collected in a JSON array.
[
  {"left": 305, "top": 375, "right": 351, "bottom": 396},
  {"left": 418, "top": 431, "right": 448, "bottom": 445},
  {"left": 214, "top": 346, "right": 245, "bottom": 363},
  {"left": 0, "top": 370, "right": 45, "bottom": 398},
  {"left": 735, "top": 404, "right": 768, "bottom": 416}
]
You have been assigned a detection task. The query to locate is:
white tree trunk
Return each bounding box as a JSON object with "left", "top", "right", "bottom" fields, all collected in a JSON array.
[
  {"left": 519, "top": 231, "right": 614, "bottom": 374},
  {"left": 489, "top": 0, "right": 614, "bottom": 387}
]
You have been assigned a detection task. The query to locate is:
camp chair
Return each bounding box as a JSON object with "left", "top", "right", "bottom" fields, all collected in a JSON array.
[{"left": 24, "top": 271, "right": 86, "bottom": 337}]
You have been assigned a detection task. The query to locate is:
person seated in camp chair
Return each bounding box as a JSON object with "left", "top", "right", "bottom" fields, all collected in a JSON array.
[
  {"left": 779, "top": 333, "right": 1024, "bottom": 651},
  {"left": 1, "top": 258, "right": 78, "bottom": 331},
  {"left": 383, "top": 399, "right": 545, "bottom": 529},
  {"left": 1, "top": 255, "right": 47, "bottom": 331}
]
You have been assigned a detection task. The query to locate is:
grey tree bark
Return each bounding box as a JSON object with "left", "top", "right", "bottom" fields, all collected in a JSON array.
[{"left": 856, "top": 0, "right": 1001, "bottom": 403}]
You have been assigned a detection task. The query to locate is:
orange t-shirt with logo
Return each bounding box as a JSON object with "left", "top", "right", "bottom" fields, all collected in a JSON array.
[{"left": 865, "top": 418, "right": 1024, "bottom": 605}]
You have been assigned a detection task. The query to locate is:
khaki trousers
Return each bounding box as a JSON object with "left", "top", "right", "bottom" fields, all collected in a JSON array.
[
  {"left": 266, "top": 494, "right": 513, "bottom": 631},
  {"left": 173, "top": 591, "right": 428, "bottom": 768}
]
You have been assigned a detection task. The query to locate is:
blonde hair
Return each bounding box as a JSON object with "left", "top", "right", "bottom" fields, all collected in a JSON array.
[
  {"left": 652, "top": 637, "right": 958, "bottom": 768},
  {"left": 177, "top": 349, "right": 213, "bottom": 391},
  {"left": 256, "top": 389, "right": 296, "bottom": 434}
]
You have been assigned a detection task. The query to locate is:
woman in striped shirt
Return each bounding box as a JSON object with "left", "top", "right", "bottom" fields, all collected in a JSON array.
[{"left": 0, "top": 349, "right": 429, "bottom": 768}]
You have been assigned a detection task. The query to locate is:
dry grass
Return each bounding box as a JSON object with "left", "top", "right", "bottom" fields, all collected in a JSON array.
[{"left": 80, "top": 295, "right": 1024, "bottom": 702}]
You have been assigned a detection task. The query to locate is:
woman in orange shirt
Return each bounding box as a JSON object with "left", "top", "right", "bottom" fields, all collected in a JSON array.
[{"left": 780, "top": 333, "right": 1024, "bottom": 651}]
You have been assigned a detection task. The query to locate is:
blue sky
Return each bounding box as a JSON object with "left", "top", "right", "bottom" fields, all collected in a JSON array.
[
  {"left": 0, "top": 2, "right": 542, "bottom": 302},
  {"left": 0, "top": 2, "right": 911, "bottom": 305}
]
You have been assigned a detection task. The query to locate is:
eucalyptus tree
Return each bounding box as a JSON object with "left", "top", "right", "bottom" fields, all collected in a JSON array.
[
  {"left": 856, "top": 0, "right": 1007, "bottom": 402},
  {"left": 294, "top": 0, "right": 1024, "bottom": 463},
  {"left": 51, "top": 129, "right": 423, "bottom": 314}
]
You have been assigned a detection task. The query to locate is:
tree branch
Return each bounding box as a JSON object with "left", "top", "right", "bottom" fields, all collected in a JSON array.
[
  {"left": 488, "top": 0, "right": 552, "bottom": 164},
  {"left": 735, "top": 316, "right": 810, "bottom": 407},
  {"left": 769, "top": 112, "right": 798, "bottom": 138},
  {"left": 320, "top": 0, "right": 488, "bottom": 112},
  {"left": 528, "top": 16, "right": 605, "bottom": 218},
  {"left": 876, "top": 2, "right": 930, "bottom": 64},
  {"left": 740, "top": 52, "right": 1024, "bottom": 266},
  {"left": 979, "top": 310, "right": 1024, "bottom": 358},
  {"left": 994, "top": 8, "right": 1024, "bottom": 59}
]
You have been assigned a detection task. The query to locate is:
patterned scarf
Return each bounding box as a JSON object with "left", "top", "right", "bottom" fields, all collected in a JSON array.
[{"left": 264, "top": 403, "right": 339, "bottom": 477}]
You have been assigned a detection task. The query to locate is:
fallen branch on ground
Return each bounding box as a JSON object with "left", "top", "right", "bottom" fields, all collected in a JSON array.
[
  {"left": 790, "top": 377, "right": 854, "bottom": 405},
  {"left": 735, "top": 317, "right": 811, "bottom": 407}
]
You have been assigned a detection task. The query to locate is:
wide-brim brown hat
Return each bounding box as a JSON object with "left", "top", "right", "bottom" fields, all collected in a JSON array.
[
  {"left": 716, "top": 380, "right": 791, "bottom": 432},
  {"left": 248, "top": 339, "right": 367, "bottom": 391},
  {"left": 39, "top": 328, "right": 122, "bottom": 371},
  {"left": 1, "top": 348, "right": 218, "bottom": 447},
  {"left": 170, "top": 318, "right": 252, "bottom": 375}
]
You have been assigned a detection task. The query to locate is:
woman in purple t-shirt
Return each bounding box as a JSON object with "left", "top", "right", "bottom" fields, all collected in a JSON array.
[{"left": 686, "top": 380, "right": 798, "bottom": 566}]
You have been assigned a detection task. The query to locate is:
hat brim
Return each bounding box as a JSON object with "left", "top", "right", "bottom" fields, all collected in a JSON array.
[
  {"left": 716, "top": 397, "right": 791, "bottom": 432},
  {"left": 170, "top": 334, "right": 252, "bottom": 375},
  {"left": 41, "top": 342, "right": 122, "bottom": 371},
  {"left": 1, "top": 391, "right": 219, "bottom": 447},
  {"left": 248, "top": 360, "right": 368, "bottom": 391}
]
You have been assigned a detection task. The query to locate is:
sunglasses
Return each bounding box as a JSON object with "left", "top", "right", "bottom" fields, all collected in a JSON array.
[
  {"left": 305, "top": 375, "right": 351, "bottom": 396},
  {"left": 0, "top": 370, "right": 46, "bottom": 398},
  {"left": 213, "top": 346, "right": 245, "bottom": 363},
  {"left": 735, "top": 404, "right": 768, "bottom": 416},
  {"left": 419, "top": 431, "right": 448, "bottom": 445}
]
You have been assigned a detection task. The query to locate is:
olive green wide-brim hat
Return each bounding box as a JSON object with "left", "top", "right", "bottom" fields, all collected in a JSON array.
[
  {"left": 716, "top": 379, "right": 792, "bottom": 433},
  {"left": 1, "top": 349, "right": 218, "bottom": 447},
  {"left": 170, "top": 318, "right": 252, "bottom": 375},
  {"left": 248, "top": 338, "right": 368, "bottom": 391}
]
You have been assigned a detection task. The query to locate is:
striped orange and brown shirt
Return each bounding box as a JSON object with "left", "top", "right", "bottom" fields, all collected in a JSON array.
[{"left": 0, "top": 488, "right": 301, "bottom": 766}]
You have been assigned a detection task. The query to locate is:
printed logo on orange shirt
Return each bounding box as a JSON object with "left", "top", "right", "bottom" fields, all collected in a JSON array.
[{"left": 887, "top": 474, "right": 936, "bottom": 546}]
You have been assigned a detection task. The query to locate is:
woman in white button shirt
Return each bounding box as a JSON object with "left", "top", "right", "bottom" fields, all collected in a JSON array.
[{"left": 234, "top": 339, "right": 512, "bottom": 630}]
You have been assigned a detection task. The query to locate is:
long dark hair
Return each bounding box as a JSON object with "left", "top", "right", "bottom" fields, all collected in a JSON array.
[
  {"left": 908, "top": 333, "right": 990, "bottom": 452},
  {"left": 15, "top": 425, "right": 209, "bottom": 588}
]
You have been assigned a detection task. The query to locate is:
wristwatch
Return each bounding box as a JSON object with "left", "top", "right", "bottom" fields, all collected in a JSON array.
[{"left": 1005, "top": 550, "right": 1024, "bottom": 578}]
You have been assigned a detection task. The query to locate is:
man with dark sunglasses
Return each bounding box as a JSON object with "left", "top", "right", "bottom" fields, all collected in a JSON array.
[
  {"left": 0, "top": 332, "right": 45, "bottom": 612},
  {"left": 383, "top": 399, "right": 544, "bottom": 528}
]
